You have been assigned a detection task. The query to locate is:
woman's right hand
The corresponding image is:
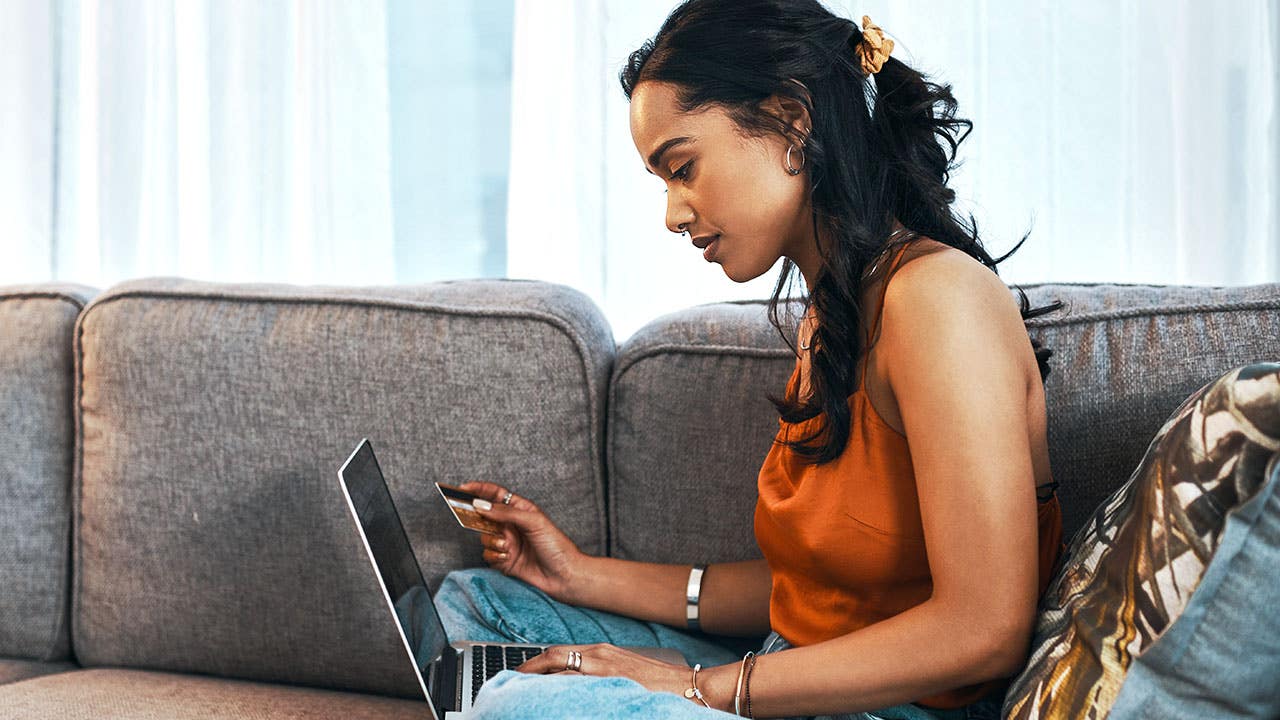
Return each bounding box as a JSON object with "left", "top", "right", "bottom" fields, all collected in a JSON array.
[{"left": 456, "top": 481, "right": 590, "bottom": 602}]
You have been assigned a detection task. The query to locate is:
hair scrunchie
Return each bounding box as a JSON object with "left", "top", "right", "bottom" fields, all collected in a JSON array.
[{"left": 854, "top": 15, "right": 894, "bottom": 75}]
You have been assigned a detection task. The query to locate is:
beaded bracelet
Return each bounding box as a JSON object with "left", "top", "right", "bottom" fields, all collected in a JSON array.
[{"left": 744, "top": 652, "right": 759, "bottom": 718}]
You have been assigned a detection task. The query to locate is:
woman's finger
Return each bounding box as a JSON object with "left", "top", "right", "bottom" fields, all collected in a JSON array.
[
  {"left": 457, "top": 481, "right": 507, "bottom": 500},
  {"left": 481, "top": 548, "right": 509, "bottom": 566},
  {"left": 516, "top": 645, "right": 582, "bottom": 674},
  {"left": 460, "top": 482, "right": 540, "bottom": 513}
]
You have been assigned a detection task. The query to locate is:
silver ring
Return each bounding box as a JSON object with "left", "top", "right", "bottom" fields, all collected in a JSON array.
[
  {"left": 564, "top": 650, "right": 582, "bottom": 672},
  {"left": 501, "top": 491, "right": 514, "bottom": 505}
]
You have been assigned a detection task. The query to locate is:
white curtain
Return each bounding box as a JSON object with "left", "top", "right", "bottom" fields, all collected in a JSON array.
[
  {"left": 506, "top": 0, "right": 1280, "bottom": 344},
  {"left": 3, "top": 1, "right": 1277, "bottom": 344},
  {"left": 1, "top": 0, "right": 394, "bottom": 288},
  {"left": 0, "top": 1, "right": 55, "bottom": 283}
]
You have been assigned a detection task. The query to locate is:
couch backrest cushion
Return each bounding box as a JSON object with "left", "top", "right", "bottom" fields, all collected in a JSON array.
[
  {"left": 72, "top": 278, "right": 613, "bottom": 697},
  {"left": 608, "top": 300, "right": 795, "bottom": 563},
  {"left": 0, "top": 284, "right": 96, "bottom": 662},
  {"left": 607, "top": 282, "right": 1280, "bottom": 561},
  {"left": 1020, "top": 282, "right": 1280, "bottom": 541}
]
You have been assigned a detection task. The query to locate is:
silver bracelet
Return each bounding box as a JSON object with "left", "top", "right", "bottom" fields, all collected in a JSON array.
[
  {"left": 734, "top": 651, "right": 755, "bottom": 716},
  {"left": 685, "top": 563, "right": 707, "bottom": 631}
]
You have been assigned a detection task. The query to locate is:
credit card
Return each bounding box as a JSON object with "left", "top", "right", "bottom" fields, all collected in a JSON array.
[{"left": 435, "top": 482, "right": 504, "bottom": 536}]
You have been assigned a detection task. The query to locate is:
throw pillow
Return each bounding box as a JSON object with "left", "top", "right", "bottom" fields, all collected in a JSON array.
[{"left": 1002, "top": 361, "right": 1280, "bottom": 719}]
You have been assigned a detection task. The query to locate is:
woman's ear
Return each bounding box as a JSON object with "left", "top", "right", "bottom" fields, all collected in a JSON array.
[{"left": 761, "top": 82, "right": 813, "bottom": 143}]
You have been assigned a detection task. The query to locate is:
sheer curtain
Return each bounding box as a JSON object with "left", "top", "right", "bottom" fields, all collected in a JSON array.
[
  {"left": 3, "top": 1, "right": 1276, "bottom": 342},
  {"left": 1, "top": 0, "right": 395, "bottom": 288},
  {"left": 0, "top": 1, "right": 55, "bottom": 283},
  {"left": 505, "top": 0, "right": 1280, "bottom": 344}
]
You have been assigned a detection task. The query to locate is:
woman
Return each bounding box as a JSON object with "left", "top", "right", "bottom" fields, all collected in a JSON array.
[{"left": 433, "top": 1, "right": 1066, "bottom": 717}]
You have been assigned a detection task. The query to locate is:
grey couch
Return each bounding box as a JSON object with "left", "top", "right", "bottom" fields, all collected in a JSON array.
[{"left": 1, "top": 277, "right": 1277, "bottom": 718}]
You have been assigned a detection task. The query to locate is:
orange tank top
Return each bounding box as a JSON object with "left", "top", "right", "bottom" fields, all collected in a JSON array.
[{"left": 753, "top": 242, "right": 1065, "bottom": 710}]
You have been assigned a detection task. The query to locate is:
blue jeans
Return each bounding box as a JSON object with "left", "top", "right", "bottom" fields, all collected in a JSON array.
[{"left": 433, "top": 567, "right": 1002, "bottom": 720}]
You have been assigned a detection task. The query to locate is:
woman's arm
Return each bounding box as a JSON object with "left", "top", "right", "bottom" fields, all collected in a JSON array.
[{"left": 563, "top": 556, "right": 773, "bottom": 637}]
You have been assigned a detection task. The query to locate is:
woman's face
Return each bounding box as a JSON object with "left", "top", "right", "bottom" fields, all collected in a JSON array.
[{"left": 629, "top": 81, "right": 823, "bottom": 287}]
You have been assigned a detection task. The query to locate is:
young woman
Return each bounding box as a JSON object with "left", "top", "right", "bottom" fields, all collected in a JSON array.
[{"left": 433, "top": 1, "right": 1066, "bottom": 718}]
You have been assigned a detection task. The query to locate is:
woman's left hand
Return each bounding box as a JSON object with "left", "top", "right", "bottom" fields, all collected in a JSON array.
[{"left": 514, "top": 643, "right": 729, "bottom": 711}]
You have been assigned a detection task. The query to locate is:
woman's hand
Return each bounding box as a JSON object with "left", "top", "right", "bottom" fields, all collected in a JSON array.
[
  {"left": 457, "top": 481, "right": 590, "bottom": 602},
  {"left": 513, "top": 643, "right": 735, "bottom": 712}
]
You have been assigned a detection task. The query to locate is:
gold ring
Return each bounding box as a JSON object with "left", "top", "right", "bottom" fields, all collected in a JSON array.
[{"left": 502, "top": 491, "right": 514, "bottom": 505}]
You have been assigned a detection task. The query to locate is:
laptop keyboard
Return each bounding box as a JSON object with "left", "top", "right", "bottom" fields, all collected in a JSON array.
[{"left": 471, "top": 645, "right": 544, "bottom": 704}]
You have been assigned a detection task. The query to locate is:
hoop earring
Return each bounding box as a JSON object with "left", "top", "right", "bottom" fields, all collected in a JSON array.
[{"left": 785, "top": 142, "right": 806, "bottom": 175}]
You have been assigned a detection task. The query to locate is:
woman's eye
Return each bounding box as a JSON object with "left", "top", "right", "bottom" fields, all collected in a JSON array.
[{"left": 664, "top": 160, "right": 694, "bottom": 193}]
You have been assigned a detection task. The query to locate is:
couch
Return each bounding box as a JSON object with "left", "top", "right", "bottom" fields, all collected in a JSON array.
[{"left": 1, "top": 276, "right": 1277, "bottom": 718}]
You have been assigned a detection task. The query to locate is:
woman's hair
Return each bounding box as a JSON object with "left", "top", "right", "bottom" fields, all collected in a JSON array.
[{"left": 620, "top": 0, "right": 1065, "bottom": 465}]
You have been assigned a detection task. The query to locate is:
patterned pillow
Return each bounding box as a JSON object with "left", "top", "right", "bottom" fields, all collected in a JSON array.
[{"left": 1002, "top": 362, "right": 1280, "bottom": 719}]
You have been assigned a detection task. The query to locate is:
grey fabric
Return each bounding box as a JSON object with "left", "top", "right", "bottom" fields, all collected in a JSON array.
[
  {"left": 0, "top": 284, "right": 96, "bottom": 663},
  {"left": 0, "top": 658, "right": 79, "bottom": 685},
  {"left": 72, "top": 278, "right": 614, "bottom": 698},
  {"left": 607, "top": 283, "right": 1280, "bottom": 560},
  {"left": 0, "top": 667, "right": 428, "bottom": 719},
  {"left": 1018, "top": 282, "right": 1280, "bottom": 540},
  {"left": 608, "top": 300, "right": 796, "bottom": 562}
]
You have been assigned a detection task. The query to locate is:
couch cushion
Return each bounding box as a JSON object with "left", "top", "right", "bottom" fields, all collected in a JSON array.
[
  {"left": 1002, "top": 362, "right": 1280, "bottom": 719},
  {"left": 0, "top": 284, "right": 96, "bottom": 663},
  {"left": 607, "top": 299, "right": 794, "bottom": 563},
  {"left": 0, "top": 667, "right": 427, "bottom": 719},
  {"left": 0, "top": 658, "right": 79, "bottom": 685},
  {"left": 1019, "top": 282, "right": 1280, "bottom": 540},
  {"left": 607, "top": 283, "right": 1280, "bottom": 561},
  {"left": 72, "top": 278, "right": 613, "bottom": 697}
]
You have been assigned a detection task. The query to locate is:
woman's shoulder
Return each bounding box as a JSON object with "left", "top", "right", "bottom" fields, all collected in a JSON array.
[
  {"left": 887, "top": 238, "right": 1017, "bottom": 315},
  {"left": 879, "top": 237, "right": 1036, "bottom": 380}
]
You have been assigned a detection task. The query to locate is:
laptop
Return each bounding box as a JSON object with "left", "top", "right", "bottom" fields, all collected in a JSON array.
[{"left": 337, "top": 438, "right": 688, "bottom": 718}]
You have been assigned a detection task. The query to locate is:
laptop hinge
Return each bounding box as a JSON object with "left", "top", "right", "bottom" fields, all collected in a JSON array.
[{"left": 432, "top": 647, "right": 461, "bottom": 712}]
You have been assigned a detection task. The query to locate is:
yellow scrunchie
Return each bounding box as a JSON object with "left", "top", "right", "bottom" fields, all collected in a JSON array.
[{"left": 854, "top": 15, "right": 894, "bottom": 75}]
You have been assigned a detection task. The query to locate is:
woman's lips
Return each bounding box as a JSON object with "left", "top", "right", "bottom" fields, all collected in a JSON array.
[{"left": 703, "top": 237, "right": 720, "bottom": 262}]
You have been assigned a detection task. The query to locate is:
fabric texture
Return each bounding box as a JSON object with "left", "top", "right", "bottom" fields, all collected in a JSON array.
[
  {"left": 70, "top": 278, "right": 614, "bottom": 697},
  {"left": 754, "top": 242, "right": 1064, "bottom": 710},
  {"left": 1108, "top": 450, "right": 1280, "bottom": 719},
  {"left": 434, "top": 566, "right": 994, "bottom": 720},
  {"left": 0, "top": 667, "right": 427, "bottom": 719},
  {"left": 1002, "top": 362, "right": 1280, "bottom": 719},
  {"left": 0, "top": 658, "right": 79, "bottom": 685},
  {"left": 0, "top": 284, "right": 95, "bottom": 663},
  {"left": 1016, "top": 282, "right": 1280, "bottom": 542}
]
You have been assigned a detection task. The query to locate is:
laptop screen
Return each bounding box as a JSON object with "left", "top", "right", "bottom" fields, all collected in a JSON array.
[{"left": 339, "top": 439, "right": 450, "bottom": 678}]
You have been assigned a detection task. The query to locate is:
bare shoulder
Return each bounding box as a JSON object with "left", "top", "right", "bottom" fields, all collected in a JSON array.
[
  {"left": 887, "top": 240, "right": 1024, "bottom": 331},
  {"left": 880, "top": 240, "right": 1032, "bottom": 378}
]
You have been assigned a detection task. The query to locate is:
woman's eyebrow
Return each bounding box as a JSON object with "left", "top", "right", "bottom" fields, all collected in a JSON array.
[{"left": 646, "top": 136, "right": 695, "bottom": 173}]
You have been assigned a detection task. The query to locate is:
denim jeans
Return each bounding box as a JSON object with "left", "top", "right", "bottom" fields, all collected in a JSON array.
[{"left": 433, "top": 567, "right": 1002, "bottom": 720}]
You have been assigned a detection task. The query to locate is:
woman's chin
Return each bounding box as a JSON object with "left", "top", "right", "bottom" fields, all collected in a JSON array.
[{"left": 719, "top": 257, "right": 765, "bottom": 284}]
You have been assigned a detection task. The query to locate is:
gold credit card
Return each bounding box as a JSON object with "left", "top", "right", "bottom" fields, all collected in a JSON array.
[{"left": 435, "top": 482, "right": 504, "bottom": 536}]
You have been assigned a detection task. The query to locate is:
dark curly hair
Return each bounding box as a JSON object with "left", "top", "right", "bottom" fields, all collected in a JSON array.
[{"left": 620, "top": 0, "right": 1065, "bottom": 465}]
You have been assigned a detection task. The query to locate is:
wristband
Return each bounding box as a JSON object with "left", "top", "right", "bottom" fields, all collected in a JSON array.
[{"left": 685, "top": 563, "right": 707, "bottom": 631}]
